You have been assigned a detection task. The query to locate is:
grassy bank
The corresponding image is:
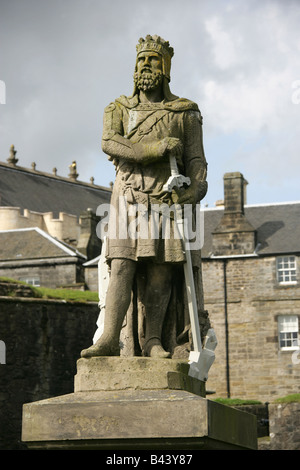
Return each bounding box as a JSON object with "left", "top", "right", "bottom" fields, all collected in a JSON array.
[
  {"left": 274, "top": 394, "right": 300, "bottom": 403},
  {"left": 0, "top": 277, "right": 99, "bottom": 303}
]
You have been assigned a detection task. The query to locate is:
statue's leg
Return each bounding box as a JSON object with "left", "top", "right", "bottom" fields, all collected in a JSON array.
[
  {"left": 142, "top": 263, "right": 172, "bottom": 358},
  {"left": 81, "top": 258, "right": 136, "bottom": 357}
]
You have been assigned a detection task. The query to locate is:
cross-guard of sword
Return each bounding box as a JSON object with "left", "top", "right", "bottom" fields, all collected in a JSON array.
[{"left": 163, "top": 155, "right": 217, "bottom": 382}]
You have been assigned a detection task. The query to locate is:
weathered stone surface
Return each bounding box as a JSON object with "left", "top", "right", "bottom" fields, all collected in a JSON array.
[
  {"left": 22, "top": 355, "right": 257, "bottom": 450},
  {"left": 268, "top": 403, "right": 300, "bottom": 450},
  {"left": 74, "top": 357, "right": 205, "bottom": 397},
  {"left": 22, "top": 390, "right": 257, "bottom": 450},
  {"left": 0, "top": 281, "right": 34, "bottom": 297}
]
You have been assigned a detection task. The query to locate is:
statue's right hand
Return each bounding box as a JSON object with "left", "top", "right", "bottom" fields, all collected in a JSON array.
[
  {"left": 162, "top": 137, "right": 183, "bottom": 157},
  {"left": 132, "top": 138, "right": 182, "bottom": 166}
]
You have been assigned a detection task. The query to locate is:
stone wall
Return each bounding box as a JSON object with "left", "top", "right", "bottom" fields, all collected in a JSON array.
[
  {"left": 202, "top": 256, "right": 300, "bottom": 402},
  {"left": 268, "top": 402, "right": 300, "bottom": 450},
  {"left": 0, "top": 296, "right": 99, "bottom": 449},
  {"left": 230, "top": 402, "right": 300, "bottom": 450}
]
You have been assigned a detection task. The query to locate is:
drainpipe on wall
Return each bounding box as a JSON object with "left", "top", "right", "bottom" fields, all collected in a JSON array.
[{"left": 223, "top": 259, "right": 230, "bottom": 398}]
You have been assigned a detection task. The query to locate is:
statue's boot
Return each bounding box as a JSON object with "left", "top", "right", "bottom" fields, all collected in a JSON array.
[
  {"left": 81, "top": 259, "right": 136, "bottom": 358},
  {"left": 142, "top": 278, "right": 172, "bottom": 359},
  {"left": 80, "top": 334, "right": 120, "bottom": 358},
  {"left": 143, "top": 337, "right": 171, "bottom": 358},
  {"left": 80, "top": 307, "right": 125, "bottom": 358}
]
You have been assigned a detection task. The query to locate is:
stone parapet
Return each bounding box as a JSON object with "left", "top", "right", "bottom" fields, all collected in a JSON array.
[{"left": 0, "top": 207, "right": 80, "bottom": 244}]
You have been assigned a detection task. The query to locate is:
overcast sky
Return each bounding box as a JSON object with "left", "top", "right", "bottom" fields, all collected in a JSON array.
[{"left": 1, "top": 0, "right": 299, "bottom": 207}]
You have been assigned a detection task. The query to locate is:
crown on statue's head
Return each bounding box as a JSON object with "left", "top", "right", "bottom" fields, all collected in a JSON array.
[
  {"left": 136, "top": 35, "right": 174, "bottom": 80},
  {"left": 136, "top": 35, "right": 174, "bottom": 58}
]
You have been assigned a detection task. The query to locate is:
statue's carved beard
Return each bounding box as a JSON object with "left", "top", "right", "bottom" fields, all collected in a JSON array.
[{"left": 134, "top": 70, "right": 163, "bottom": 92}]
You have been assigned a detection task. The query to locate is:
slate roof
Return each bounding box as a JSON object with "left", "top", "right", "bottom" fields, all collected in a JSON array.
[
  {"left": 202, "top": 202, "right": 300, "bottom": 258},
  {"left": 0, "top": 228, "right": 86, "bottom": 261},
  {"left": 0, "top": 162, "right": 111, "bottom": 218}
]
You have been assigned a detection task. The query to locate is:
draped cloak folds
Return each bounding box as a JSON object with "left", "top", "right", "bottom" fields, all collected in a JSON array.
[{"left": 100, "top": 92, "right": 211, "bottom": 358}]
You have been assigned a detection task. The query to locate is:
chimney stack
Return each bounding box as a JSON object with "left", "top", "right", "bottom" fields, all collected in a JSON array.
[
  {"left": 212, "top": 172, "right": 256, "bottom": 256},
  {"left": 223, "top": 172, "right": 247, "bottom": 214},
  {"left": 77, "top": 209, "right": 101, "bottom": 260}
]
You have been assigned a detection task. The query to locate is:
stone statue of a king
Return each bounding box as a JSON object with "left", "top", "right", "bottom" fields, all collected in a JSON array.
[{"left": 81, "top": 35, "right": 212, "bottom": 360}]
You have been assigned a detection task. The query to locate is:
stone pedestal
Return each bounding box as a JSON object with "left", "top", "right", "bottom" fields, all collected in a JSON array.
[
  {"left": 22, "top": 357, "right": 257, "bottom": 450},
  {"left": 74, "top": 357, "right": 205, "bottom": 396}
]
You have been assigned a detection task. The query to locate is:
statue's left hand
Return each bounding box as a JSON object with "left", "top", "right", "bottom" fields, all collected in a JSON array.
[
  {"left": 174, "top": 185, "right": 196, "bottom": 205},
  {"left": 164, "top": 137, "right": 183, "bottom": 157},
  {"left": 174, "top": 180, "right": 207, "bottom": 205}
]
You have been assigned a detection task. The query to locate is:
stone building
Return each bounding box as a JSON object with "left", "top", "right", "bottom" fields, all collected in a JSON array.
[
  {"left": 0, "top": 227, "right": 87, "bottom": 289},
  {"left": 0, "top": 146, "right": 111, "bottom": 287},
  {"left": 201, "top": 172, "right": 300, "bottom": 402}
]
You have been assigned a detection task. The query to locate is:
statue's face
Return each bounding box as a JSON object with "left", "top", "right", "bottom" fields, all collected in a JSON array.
[
  {"left": 134, "top": 51, "right": 163, "bottom": 92},
  {"left": 136, "top": 51, "right": 162, "bottom": 75}
]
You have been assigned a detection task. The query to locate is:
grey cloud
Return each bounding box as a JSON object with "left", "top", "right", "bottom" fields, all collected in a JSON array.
[{"left": 0, "top": 0, "right": 299, "bottom": 206}]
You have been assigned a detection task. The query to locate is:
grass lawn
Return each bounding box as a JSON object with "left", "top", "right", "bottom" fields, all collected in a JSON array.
[
  {"left": 274, "top": 394, "right": 300, "bottom": 403},
  {"left": 0, "top": 276, "right": 99, "bottom": 303}
]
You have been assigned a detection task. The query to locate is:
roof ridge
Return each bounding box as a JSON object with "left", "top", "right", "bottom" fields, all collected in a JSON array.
[
  {"left": 245, "top": 201, "right": 300, "bottom": 208},
  {"left": 202, "top": 201, "right": 300, "bottom": 211},
  {"left": 0, "top": 161, "right": 111, "bottom": 193}
]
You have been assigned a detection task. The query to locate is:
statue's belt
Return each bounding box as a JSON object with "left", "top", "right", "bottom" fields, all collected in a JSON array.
[
  {"left": 122, "top": 186, "right": 170, "bottom": 208},
  {"left": 119, "top": 186, "right": 186, "bottom": 220}
]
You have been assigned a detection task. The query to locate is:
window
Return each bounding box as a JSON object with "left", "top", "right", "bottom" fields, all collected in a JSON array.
[
  {"left": 276, "top": 256, "right": 297, "bottom": 284},
  {"left": 19, "top": 277, "right": 40, "bottom": 287},
  {"left": 278, "top": 315, "right": 299, "bottom": 350}
]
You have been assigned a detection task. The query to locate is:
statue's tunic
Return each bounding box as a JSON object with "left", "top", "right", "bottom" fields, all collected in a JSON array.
[{"left": 102, "top": 94, "right": 208, "bottom": 266}]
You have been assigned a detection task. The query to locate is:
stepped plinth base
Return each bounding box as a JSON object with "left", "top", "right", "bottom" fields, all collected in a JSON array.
[
  {"left": 22, "top": 357, "right": 257, "bottom": 450},
  {"left": 74, "top": 357, "right": 205, "bottom": 396}
]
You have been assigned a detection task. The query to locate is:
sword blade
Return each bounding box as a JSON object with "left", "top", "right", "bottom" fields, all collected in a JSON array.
[{"left": 183, "top": 244, "right": 202, "bottom": 352}]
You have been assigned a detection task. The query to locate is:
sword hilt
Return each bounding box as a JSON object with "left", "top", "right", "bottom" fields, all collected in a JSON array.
[{"left": 163, "top": 155, "right": 191, "bottom": 192}]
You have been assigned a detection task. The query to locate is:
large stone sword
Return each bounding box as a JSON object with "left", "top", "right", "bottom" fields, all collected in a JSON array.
[{"left": 163, "top": 155, "right": 217, "bottom": 382}]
